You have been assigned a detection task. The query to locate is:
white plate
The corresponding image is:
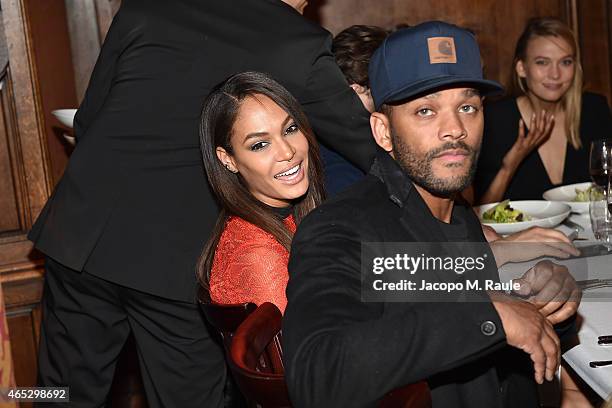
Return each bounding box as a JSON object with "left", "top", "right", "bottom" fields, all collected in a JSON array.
[
  {"left": 51, "top": 109, "right": 77, "bottom": 128},
  {"left": 475, "top": 200, "right": 571, "bottom": 234},
  {"left": 542, "top": 182, "right": 593, "bottom": 214}
]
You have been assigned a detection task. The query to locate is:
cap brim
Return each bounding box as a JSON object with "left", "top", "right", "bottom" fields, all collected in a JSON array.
[{"left": 375, "top": 76, "right": 504, "bottom": 110}]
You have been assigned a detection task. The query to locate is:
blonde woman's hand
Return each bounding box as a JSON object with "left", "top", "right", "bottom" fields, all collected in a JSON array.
[{"left": 502, "top": 110, "right": 554, "bottom": 171}]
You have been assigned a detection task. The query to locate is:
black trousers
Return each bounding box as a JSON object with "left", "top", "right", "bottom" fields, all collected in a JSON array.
[{"left": 36, "top": 257, "right": 226, "bottom": 407}]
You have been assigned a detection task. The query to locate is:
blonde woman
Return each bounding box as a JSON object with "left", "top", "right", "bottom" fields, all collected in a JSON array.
[{"left": 475, "top": 17, "right": 612, "bottom": 203}]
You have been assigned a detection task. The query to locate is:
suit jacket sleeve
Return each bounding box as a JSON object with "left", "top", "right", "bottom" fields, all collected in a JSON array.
[
  {"left": 299, "top": 35, "right": 377, "bottom": 172},
  {"left": 282, "top": 207, "right": 507, "bottom": 407},
  {"left": 73, "top": 2, "right": 142, "bottom": 141}
]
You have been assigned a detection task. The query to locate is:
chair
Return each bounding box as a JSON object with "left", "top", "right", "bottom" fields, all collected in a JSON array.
[
  {"left": 198, "top": 298, "right": 258, "bottom": 408},
  {"left": 229, "top": 302, "right": 431, "bottom": 408},
  {"left": 199, "top": 299, "right": 257, "bottom": 351},
  {"left": 228, "top": 302, "right": 290, "bottom": 408}
]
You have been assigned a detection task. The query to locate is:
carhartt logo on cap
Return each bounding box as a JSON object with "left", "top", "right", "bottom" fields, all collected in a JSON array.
[{"left": 427, "top": 37, "right": 457, "bottom": 64}]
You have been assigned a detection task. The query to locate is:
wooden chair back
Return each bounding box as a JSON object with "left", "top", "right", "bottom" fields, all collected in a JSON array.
[
  {"left": 199, "top": 299, "right": 257, "bottom": 348},
  {"left": 228, "top": 303, "right": 432, "bottom": 408},
  {"left": 228, "top": 302, "right": 290, "bottom": 408}
]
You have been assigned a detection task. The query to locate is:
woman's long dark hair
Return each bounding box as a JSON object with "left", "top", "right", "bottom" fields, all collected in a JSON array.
[{"left": 197, "top": 71, "right": 325, "bottom": 296}]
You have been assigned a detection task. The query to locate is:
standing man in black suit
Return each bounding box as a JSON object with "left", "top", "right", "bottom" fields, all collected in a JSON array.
[
  {"left": 283, "top": 22, "right": 580, "bottom": 407},
  {"left": 28, "top": 0, "right": 376, "bottom": 406}
]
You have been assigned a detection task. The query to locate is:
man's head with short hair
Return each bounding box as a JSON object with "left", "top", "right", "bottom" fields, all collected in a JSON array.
[
  {"left": 368, "top": 21, "right": 503, "bottom": 197},
  {"left": 333, "top": 25, "right": 389, "bottom": 88},
  {"left": 332, "top": 25, "right": 388, "bottom": 112}
]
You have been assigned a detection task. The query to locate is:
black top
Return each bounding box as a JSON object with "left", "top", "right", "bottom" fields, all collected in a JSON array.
[
  {"left": 283, "top": 149, "right": 538, "bottom": 407},
  {"left": 474, "top": 92, "right": 612, "bottom": 201},
  {"left": 269, "top": 204, "right": 294, "bottom": 219},
  {"left": 436, "top": 204, "right": 471, "bottom": 241},
  {"left": 27, "top": 0, "right": 376, "bottom": 302}
]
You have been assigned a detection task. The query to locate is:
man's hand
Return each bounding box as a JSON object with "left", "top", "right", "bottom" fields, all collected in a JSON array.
[
  {"left": 513, "top": 260, "right": 582, "bottom": 324},
  {"left": 489, "top": 226, "right": 580, "bottom": 267},
  {"left": 491, "top": 292, "right": 560, "bottom": 384}
]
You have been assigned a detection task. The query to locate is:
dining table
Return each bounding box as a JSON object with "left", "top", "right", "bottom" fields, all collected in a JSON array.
[{"left": 497, "top": 212, "right": 612, "bottom": 400}]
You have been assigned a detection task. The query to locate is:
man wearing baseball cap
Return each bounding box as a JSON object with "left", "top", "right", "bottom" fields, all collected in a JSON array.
[{"left": 283, "top": 21, "right": 579, "bottom": 407}]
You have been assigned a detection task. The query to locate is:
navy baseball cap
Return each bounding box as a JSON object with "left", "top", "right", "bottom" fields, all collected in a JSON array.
[{"left": 369, "top": 21, "right": 504, "bottom": 110}]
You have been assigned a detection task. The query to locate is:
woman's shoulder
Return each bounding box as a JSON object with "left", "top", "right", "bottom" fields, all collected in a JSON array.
[
  {"left": 221, "top": 216, "right": 272, "bottom": 243},
  {"left": 221, "top": 215, "right": 295, "bottom": 246},
  {"left": 212, "top": 216, "right": 288, "bottom": 278},
  {"left": 580, "top": 92, "right": 612, "bottom": 143}
]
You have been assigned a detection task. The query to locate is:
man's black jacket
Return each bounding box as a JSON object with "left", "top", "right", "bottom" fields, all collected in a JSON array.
[{"left": 283, "top": 150, "right": 538, "bottom": 407}]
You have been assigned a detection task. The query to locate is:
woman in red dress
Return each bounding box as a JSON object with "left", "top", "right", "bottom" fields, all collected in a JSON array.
[{"left": 198, "top": 72, "right": 325, "bottom": 313}]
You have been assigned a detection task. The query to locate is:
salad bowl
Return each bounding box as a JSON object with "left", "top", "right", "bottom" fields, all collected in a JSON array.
[
  {"left": 475, "top": 200, "right": 571, "bottom": 234},
  {"left": 542, "top": 182, "right": 594, "bottom": 214}
]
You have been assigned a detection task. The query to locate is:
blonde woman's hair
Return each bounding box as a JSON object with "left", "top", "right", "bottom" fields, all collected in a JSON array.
[{"left": 510, "top": 17, "right": 583, "bottom": 149}]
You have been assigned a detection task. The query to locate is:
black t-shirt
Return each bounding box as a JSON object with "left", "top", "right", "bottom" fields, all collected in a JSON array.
[
  {"left": 437, "top": 205, "right": 470, "bottom": 241},
  {"left": 436, "top": 201, "right": 485, "bottom": 243}
]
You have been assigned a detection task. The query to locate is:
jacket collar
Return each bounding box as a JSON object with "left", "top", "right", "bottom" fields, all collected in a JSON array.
[
  {"left": 369, "top": 148, "right": 451, "bottom": 243},
  {"left": 369, "top": 148, "right": 416, "bottom": 209}
]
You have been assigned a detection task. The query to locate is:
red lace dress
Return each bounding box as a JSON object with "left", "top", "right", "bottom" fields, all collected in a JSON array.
[{"left": 209, "top": 215, "right": 296, "bottom": 314}]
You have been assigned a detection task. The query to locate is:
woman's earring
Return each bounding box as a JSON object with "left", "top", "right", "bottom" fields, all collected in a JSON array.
[{"left": 225, "top": 163, "right": 237, "bottom": 174}]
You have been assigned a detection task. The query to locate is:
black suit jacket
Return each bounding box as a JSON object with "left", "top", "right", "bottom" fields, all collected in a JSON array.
[
  {"left": 282, "top": 150, "right": 538, "bottom": 407},
  {"left": 28, "top": 0, "right": 376, "bottom": 302}
]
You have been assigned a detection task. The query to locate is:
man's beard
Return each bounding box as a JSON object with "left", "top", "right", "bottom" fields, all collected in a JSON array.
[{"left": 391, "top": 128, "right": 480, "bottom": 197}]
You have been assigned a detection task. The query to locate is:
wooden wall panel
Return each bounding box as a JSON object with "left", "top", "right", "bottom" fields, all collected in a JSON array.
[
  {"left": 2, "top": 0, "right": 52, "bottom": 226},
  {"left": 306, "top": 0, "right": 611, "bottom": 103},
  {"left": 24, "top": 0, "right": 77, "bottom": 185},
  {"left": 0, "top": 70, "right": 24, "bottom": 234},
  {"left": 65, "top": 0, "right": 101, "bottom": 101},
  {"left": 0, "top": 0, "right": 77, "bottom": 394},
  {"left": 6, "top": 310, "right": 40, "bottom": 387},
  {"left": 577, "top": 0, "right": 612, "bottom": 102},
  {"left": 4, "top": 274, "right": 43, "bottom": 395},
  {"left": 68, "top": 1, "right": 612, "bottom": 105},
  {"left": 307, "top": 0, "right": 566, "bottom": 91},
  {"left": 65, "top": 0, "right": 120, "bottom": 102}
]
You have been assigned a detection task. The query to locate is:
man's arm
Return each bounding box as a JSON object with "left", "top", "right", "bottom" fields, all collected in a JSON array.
[
  {"left": 282, "top": 209, "right": 507, "bottom": 407},
  {"left": 299, "top": 36, "right": 377, "bottom": 172},
  {"left": 73, "top": 3, "right": 141, "bottom": 140}
]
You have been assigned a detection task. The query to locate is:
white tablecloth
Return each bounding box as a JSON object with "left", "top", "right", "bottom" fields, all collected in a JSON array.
[{"left": 498, "top": 214, "right": 612, "bottom": 399}]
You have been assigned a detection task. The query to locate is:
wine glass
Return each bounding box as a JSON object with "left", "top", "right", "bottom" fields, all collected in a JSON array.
[
  {"left": 589, "top": 140, "right": 612, "bottom": 247},
  {"left": 589, "top": 139, "right": 612, "bottom": 189},
  {"left": 589, "top": 185, "right": 612, "bottom": 248}
]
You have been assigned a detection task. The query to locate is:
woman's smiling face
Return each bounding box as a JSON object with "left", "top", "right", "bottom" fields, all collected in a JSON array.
[
  {"left": 216, "top": 94, "right": 310, "bottom": 208},
  {"left": 516, "top": 35, "right": 575, "bottom": 103}
]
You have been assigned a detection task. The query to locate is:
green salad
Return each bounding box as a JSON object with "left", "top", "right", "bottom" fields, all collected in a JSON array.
[
  {"left": 482, "top": 200, "right": 531, "bottom": 223},
  {"left": 573, "top": 186, "right": 604, "bottom": 202}
]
